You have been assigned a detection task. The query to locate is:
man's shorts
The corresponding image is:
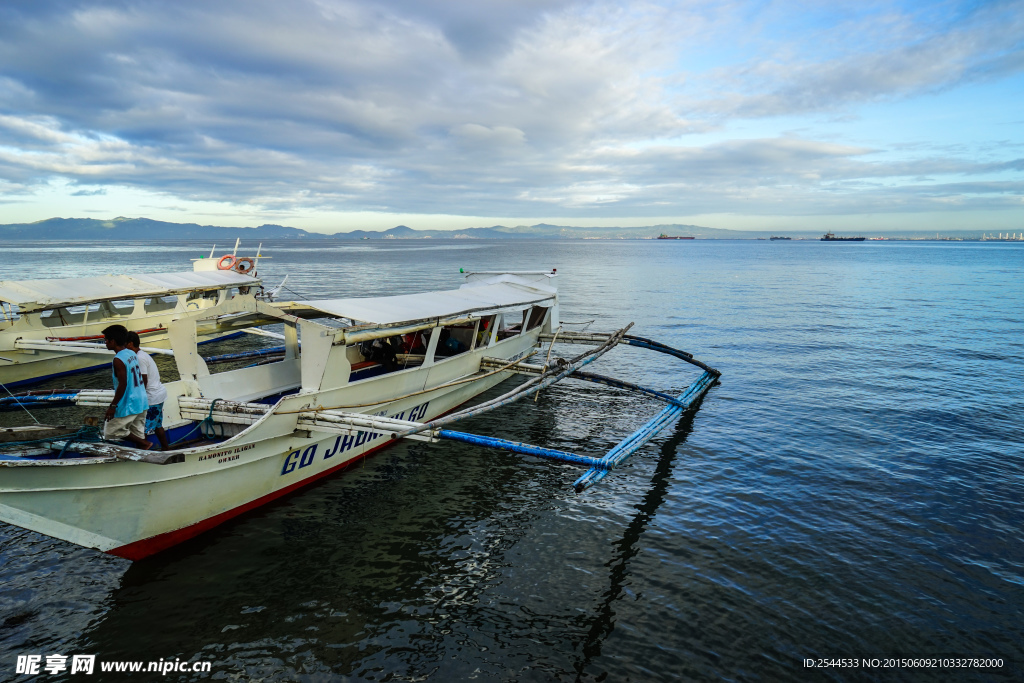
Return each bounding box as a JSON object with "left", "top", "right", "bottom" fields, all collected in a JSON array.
[
  {"left": 145, "top": 403, "right": 164, "bottom": 434},
  {"left": 104, "top": 412, "right": 145, "bottom": 440}
]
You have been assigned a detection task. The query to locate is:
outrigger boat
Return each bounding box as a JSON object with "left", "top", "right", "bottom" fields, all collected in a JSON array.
[
  {"left": 0, "top": 242, "right": 275, "bottom": 388},
  {"left": 0, "top": 270, "right": 720, "bottom": 560}
]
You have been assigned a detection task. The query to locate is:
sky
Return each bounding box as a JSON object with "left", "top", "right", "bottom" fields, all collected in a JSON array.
[{"left": 0, "top": 0, "right": 1022, "bottom": 234}]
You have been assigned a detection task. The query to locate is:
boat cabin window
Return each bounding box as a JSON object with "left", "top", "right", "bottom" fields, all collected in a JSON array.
[
  {"left": 56, "top": 302, "right": 102, "bottom": 325},
  {"left": 525, "top": 305, "right": 548, "bottom": 332},
  {"left": 0, "top": 302, "right": 18, "bottom": 323},
  {"left": 39, "top": 308, "right": 70, "bottom": 327},
  {"left": 99, "top": 299, "right": 135, "bottom": 318},
  {"left": 347, "top": 333, "right": 423, "bottom": 382},
  {"left": 497, "top": 313, "right": 523, "bottom": 340},
  {"left": 144, "top": 296, "right": 178, "bottom": 314},
  {"left": 397, "top": 330, "right": 430, "bottom": 358},
  {"left": 434, "top": 323, "right": 474, "bottom": 359},
  {"left": 475, "top": 315, "right": 497, "bottom": 348},
  {"left": 186, "top": 290, "right": 221, "bottom": 305}
]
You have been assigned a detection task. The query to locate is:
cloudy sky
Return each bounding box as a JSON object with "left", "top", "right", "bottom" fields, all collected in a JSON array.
[{"left": 1, "top": 0, "right": 1022, "bottom": 233}]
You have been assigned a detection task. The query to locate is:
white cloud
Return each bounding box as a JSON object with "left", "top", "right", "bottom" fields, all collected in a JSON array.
[
  {"left": 0, "top": 0, "right": 1020, "bottom": 227},
  {"left": 686, "top": 0, "right": 1024, "bottom": 118}
]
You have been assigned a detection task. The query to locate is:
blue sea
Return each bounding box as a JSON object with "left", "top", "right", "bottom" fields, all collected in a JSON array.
[{"left": 0, "top": 238, "right": 1021, "bottom": 681}]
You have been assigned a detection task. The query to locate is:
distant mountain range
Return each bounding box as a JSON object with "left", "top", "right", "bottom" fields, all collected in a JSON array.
[
  {"left": 0, "top": 216, "right": 724, "bottom": 240},
  {"left": 0, "top": 217, "right": 999, "bottom": 240}
]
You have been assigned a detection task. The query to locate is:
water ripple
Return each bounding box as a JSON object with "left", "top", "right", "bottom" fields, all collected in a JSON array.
[{"left": 1, "top": 240, "right": 1022, "bottom": 681}]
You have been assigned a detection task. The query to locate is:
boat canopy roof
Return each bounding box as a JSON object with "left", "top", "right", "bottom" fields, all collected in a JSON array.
[
  {"left": 291, "top": 281, "right": 555, "bottom": 326},
  {"left": 0, "top": 271, "right": 261, "bottom": 312}
]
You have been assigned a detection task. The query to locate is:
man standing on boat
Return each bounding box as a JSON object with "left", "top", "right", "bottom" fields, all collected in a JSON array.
[
  {"left": 101, "top": 324, "right": 151, "bottom": 450},
  {"left": 127, "top": 331, "right": 170, "bottom": 450}
]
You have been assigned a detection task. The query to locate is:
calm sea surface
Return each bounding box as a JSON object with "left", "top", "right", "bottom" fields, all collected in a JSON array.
[{"left": 0, "top": 239, "right": 1021, "bottom": 682}]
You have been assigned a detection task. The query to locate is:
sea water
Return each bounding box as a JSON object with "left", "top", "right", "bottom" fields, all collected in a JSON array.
[{"left": 0, "top": 239, "right": 1021, "bottom": 681}]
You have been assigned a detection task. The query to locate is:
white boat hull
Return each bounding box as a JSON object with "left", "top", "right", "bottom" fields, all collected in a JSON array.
[{"left": 0, "top": 336, "right": 534, "bottom": 559}]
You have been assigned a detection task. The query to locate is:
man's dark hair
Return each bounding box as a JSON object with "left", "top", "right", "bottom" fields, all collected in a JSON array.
[
  {"left": 102, "top": 324, "right": 129, "bottom": 346},
  {"left": 126, "top": 331, "right": 141, "bottom": 347}
]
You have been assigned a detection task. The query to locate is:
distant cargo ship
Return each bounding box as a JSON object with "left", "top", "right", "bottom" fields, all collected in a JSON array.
[
  {"left": 769, "top": 236, "right": 791, "bottom": 240},
  {"left": 821, "top": 232, "right": 865, "bottom": 242},
  {"left": 657, "top": 234, "right": 695, "bottom": 240}
]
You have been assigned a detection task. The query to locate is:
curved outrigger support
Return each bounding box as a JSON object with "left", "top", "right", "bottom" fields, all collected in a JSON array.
[
  {"left": 392, "top": 324, "right": 722, "bottom": 492},
  {"left": 569, "top": 369, "right": 717, "bottom": 492}
]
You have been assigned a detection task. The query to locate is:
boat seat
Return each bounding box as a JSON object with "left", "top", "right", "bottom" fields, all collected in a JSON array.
[{"left": 349, "top": 360, "right": 385, "bottom": 382}]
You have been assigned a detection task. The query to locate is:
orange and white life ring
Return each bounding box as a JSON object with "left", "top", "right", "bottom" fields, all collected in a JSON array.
[
  {"left": 217, "top": 255, "right": 237, "bottom": 270},
  {"left": 233, "top": 257, "right": 255, "bottom": 274}
]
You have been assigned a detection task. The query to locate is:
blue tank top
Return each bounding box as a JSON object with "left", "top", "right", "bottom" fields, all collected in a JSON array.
[{"left": 112, "top": 349, "right": 149, "bottom": 418}]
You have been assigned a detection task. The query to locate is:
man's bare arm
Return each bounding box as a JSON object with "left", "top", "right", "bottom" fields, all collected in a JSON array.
[{"left": 105, "top": 358, "right": 128, "bottom": 420}]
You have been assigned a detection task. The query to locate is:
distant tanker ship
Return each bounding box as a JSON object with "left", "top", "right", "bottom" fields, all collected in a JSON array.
[
  {"left": 821, "top": 232, "right": 865, "bottom": 242},
  {"left": 657, "top": 234, "right": 695, "bottom": 240}
]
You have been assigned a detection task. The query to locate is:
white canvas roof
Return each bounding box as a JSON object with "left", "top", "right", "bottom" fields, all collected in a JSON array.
[
  {"left": 0, "top": 271, "right": 261, "bottom": 312},
  {"left": 295, "top": 281, "right": 555, "bottom": 326}
]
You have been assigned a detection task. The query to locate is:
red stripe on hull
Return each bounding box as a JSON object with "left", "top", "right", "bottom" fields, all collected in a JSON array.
[{"left": 107, "top": 439, "right": 394, "bottom": 561}]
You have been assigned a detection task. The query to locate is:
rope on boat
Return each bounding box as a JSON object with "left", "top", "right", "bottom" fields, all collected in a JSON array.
[
  {"left": 202, "top": 398, "right": 226, "bottom": 440},
  {"left": 0, "top": 425, "right": 103, "bottom": 452},
  {"left": 0, "top": 379, "right": 42, "bottom": 423},
  {"left": 54, "top": 425, "right": 104, "bottom": 459}
]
